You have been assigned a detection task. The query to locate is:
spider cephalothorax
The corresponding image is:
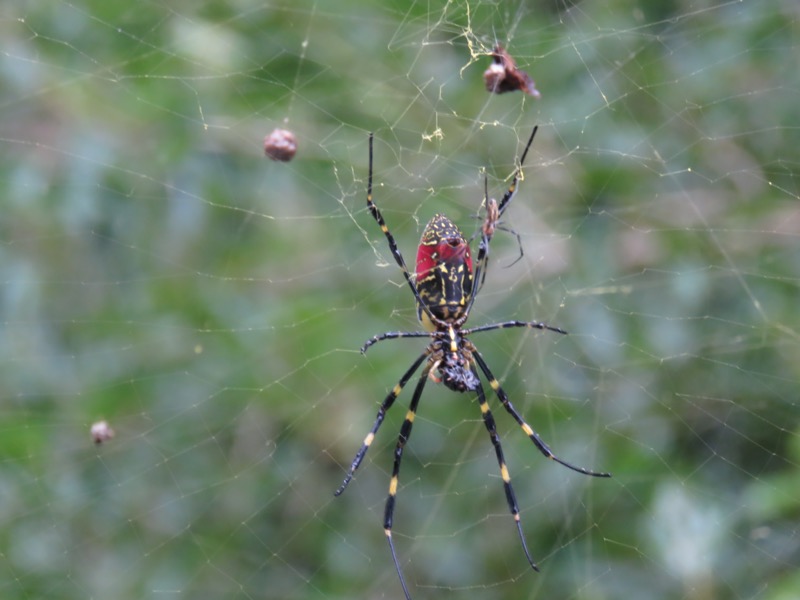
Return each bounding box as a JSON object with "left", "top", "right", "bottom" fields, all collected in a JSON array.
[
  {"left": 335, "top": 127, "right": 610, "bottom": 600},
  {"left": 434, "top": 340, "right": 480, "bottom": 392}
]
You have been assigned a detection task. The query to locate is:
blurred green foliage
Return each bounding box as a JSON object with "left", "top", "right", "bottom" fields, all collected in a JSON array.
[{"left": 1, "top": 1, "right": 799, "bottom": 599}]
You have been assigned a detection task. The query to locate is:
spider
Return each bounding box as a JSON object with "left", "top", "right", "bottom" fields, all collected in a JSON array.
[
  {"left": 469, "top": 179, "right": 525, "bottom": 296},
  {"left": 334, "top": 126, "right": 610, "bottom": 599}
]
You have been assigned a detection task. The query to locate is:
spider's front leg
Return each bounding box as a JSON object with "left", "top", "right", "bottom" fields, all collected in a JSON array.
[
  {"left": 470, "top": 363, "right": 540, "bottom": 572},
  {"left": 383, "top": 362, "right": 433, "bottom": 600},
  {"left": 472, "top": 350, "right": 611, "bottom": 478},
  {"left": 334, "top": 352, "right": 428, "bottom": 496}
]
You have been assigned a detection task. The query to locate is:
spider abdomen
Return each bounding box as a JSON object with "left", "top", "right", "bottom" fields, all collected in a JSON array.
[{"left": 415, "top": 214, "right": 474, "bottom": 327}]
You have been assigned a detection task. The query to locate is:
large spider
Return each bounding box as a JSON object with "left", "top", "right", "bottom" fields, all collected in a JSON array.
[{"left": 335, "top": 126, "right": 610, "bottom": 599}]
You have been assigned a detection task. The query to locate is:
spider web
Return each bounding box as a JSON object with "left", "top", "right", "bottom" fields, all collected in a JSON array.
[{"left": 2, "top": 1, "right": 799, "bottom": 598}]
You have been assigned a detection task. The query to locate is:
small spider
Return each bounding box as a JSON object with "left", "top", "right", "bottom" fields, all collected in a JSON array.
[
  {"left": 469, "top": 177, "right": 525, "bottom": 295},
  {"left": 335, "top": 126, "right": 610, "bottom": 599}
]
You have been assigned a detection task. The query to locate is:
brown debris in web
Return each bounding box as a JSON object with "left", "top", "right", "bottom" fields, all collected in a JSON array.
[
  {"left": 483, "top": 44, "right": 541, "bottom": 98},
  {"left": 264, "top": 128, "right": 297, "bottom": 162}
]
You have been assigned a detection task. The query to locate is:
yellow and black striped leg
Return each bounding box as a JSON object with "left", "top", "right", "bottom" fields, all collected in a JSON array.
[
  {"left": 360, "top": 330, "right": 433, "bottom": 354},
  {"left": 472, "top": 351, "right": 611, "bottom": 478},
  {"left": 463, "top": 319, "right": 567, "bottom": 337},
  {"left": 471, "top": 363, "right": 540, "bottom": 572},
  {"left": 365, "top": 133, "right": 438, "bottom": 327},
  {"left": 335, "top": 352, "right": 428, "bottom": 497},
  {"left": 384, "top": 362, "right": 432, "bottom": 600},
  {"left": 495, "top": 125, "right": 538, "bottom": 216}
]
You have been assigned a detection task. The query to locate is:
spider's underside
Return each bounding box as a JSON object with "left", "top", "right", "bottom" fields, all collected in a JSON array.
[{"left": 334, "top": 126, "right": 610, "bottom": 600}]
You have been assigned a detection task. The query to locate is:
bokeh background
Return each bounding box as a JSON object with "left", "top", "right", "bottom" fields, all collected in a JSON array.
[{"left": 2, "top": 1, "right": 799, "bottom": 599}]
